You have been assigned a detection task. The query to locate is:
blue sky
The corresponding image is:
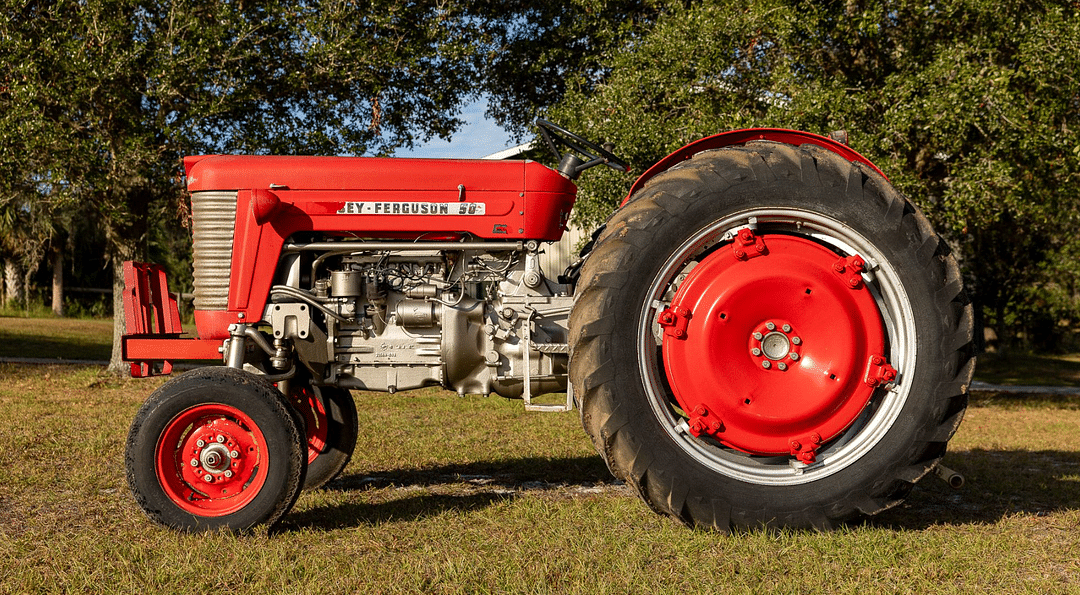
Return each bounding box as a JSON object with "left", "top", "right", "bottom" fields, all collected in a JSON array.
[{"left": 393, "top": 98, "right": 517, "bottom": 159}]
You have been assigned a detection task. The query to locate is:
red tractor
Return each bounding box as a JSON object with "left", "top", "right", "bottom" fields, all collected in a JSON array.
[{"left": 123, "top": 120, "right": 973, "bottom": 532}]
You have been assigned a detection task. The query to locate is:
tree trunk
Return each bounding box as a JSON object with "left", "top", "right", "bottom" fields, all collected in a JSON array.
[
  {"left": 51, "top": 246, "right": 64, "bottom": 316},
  {"left": 4, "top": 258, "right": 22, "bottom": 308},
  {"left": 108, "top": 240, "right": 137, "bottom": 375}
]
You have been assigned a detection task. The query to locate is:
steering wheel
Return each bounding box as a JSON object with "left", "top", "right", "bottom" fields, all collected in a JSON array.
[{"left": 536, "top": 119, "right": 630, "bottom": 180}]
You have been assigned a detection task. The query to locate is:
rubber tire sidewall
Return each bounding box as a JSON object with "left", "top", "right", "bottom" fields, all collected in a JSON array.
[
  {"left": 125, "top": 366, "right": 306, "bottom": 532},
  {"left": 572, "top": 143, "right": 971, "bottom": 529}
]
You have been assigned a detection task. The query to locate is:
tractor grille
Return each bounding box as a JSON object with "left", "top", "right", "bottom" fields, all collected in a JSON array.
[{"left": 190, "top": 191, "right": 237, "bottom": 311}]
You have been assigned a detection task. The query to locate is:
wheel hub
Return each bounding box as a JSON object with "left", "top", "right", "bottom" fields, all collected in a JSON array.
[
  {"left": 659, "top": 233, "right": 889, "bottom": 459},
  {"left": 156, "top": 404, "right": 266, "bottom": 516}
]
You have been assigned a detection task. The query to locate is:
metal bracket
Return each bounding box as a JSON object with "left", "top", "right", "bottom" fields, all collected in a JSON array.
[
  {"left": 657, "top": 306, "right": 691, "bottom": 340},
  {"left": 733, "top": 228, "right": 768, "bottom": 261},
  {"left": 522, "top": 307, "right": 573, "bottom": 412},
  {"left": 269, "top": 302, "right": 313, "bottom": 340},
  {"left": 832, "top": 255, "right": 867, "bottom": 290}
]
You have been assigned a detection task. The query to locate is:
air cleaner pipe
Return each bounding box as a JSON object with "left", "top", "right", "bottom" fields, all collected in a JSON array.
[{"left": 934, "top": 463, "right": 965, "bottom": 489}]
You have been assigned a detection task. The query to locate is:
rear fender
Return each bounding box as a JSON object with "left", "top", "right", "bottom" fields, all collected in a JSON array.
[{"left": 622, "top": 128, "right": 886, "bottom": 206}]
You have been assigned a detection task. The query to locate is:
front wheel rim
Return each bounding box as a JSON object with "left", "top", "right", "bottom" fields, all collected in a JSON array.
[
  {"left": 155, "top": 403, "right": 269, "bottom": 516},
  {"left": 638, "top": 209, "right": 916, "bottom": 486}
]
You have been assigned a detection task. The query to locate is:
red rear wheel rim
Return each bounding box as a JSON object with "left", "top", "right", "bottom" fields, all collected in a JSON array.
[
  {"left": 291, "top": 386, "right": 329, "bottom": 464},
  {"left": 661, "top": 234, "right": 887, "bottom": 457},
  {"left": 155, "top": 404, "right": 269, "bottom": 517}
]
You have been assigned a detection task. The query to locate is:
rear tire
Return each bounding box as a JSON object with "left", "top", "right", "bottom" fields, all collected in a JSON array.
[
  {"left": 569, "top": 142, "right": 974, "bottom": 530},
  {"left": 125, "top": 367, "right": 306, "bottom": 532}
]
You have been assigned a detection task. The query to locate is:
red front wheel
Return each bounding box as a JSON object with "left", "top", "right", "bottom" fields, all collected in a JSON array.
[{"left": 126, "top": 367, "right": 305, "bottom": 532}]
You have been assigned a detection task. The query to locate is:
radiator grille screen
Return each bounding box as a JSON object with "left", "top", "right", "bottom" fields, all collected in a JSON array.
[{"left": 190, "top": 191, "right": 237, "bottom": 311}]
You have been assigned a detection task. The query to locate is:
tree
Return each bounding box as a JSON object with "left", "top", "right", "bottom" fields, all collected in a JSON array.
[
  {"left": 0, "top": 0, "right": 486, "bottom": 371},
  {"left": 541, "top": 0, "right": 1080, "bottom": 351}
]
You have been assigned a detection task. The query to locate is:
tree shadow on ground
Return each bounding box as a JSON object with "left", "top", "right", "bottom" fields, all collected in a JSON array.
[{"left": 280, "top": 449, "right": 1080, "bottom": 532}]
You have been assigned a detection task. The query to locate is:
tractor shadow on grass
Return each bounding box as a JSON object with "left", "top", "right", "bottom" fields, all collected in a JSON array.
[
  {"left": 281, "top": 448, "right": 1080, "bottom": 532},
  {"left": 870, "top": 448, "right": 1080, "bottom": 530},
  {"left": 279, "top": 455, "right": 624, "bottom": 531}
]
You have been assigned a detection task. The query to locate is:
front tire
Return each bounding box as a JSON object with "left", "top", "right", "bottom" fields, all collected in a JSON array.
[
  {"left": 569, "top": 142, "right": 974, "bottom": 530},
  {"left": 125, "top": 367, "right": 306, "bottom": 532}
]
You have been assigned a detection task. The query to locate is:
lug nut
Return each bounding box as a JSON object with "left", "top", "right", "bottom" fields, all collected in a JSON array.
[
  {"left": 224, "top": 470, "right": 233, "bottom": 478},
  {"left": 762, "top": 361, "right": 772, "bottom": 369},
  {"left": 792, "top": 337, "right": 802, "bottom": 345},
  {"left": 190, "top": 458, "right": 199, "bottom": 467},
  {"left": 751, "top": 348, "right": 762, "bottom": 356},
  {"left": 753, "top": 332, "right": 763, "bottom": 340},
  {"left": 778, "top": 362, "right": 788, "bottom": 371},
  {"left": 216, "top": 435, "right": 226, "bottom": 443},
  {"left": 766, "top": 322, "right": 776, "bottom": 331},
  {"left": 790, "top": 353, "right": 800, "bottom": 361},
  {"left": 203, "top": 474, "right": 214, "bottom": 482},
  {"left": 230, "top": 450, "right": 240, "bottom": 458},
  {"left": 782, "top": 324, "right": 791, "bottom": 332},
  {"left": 196, "top": 439, "right": 206, "bottom": 448}
]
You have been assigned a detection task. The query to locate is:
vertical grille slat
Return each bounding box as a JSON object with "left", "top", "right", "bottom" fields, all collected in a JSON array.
[{"left": 190, "top": 191, "right": 237, "bottom": 311}]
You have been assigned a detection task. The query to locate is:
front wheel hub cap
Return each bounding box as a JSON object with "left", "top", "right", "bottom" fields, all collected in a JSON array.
[{"left": 661, "top": 234, "right": 888, "bottom": 456}]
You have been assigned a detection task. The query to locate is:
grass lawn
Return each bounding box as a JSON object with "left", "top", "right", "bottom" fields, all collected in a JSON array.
[
  {"left": 0, "top": 316, "right": 113, "bottom": 361},
  {"left": 0, "top": 365, "right": 1079, "bottom": 593},
  {"left": 1, "top": 317, "right": 1079, "bottom": 592}
]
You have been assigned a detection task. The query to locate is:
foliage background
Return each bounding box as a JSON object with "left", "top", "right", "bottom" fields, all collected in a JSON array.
[{"left": 2, "top": 0, "right": 1080, "bottom": 356}]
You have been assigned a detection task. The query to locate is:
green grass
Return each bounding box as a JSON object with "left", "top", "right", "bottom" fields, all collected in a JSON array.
[
  {"left": 1, "top": 363, "right": 1080, "bottom": 593},
  {"left": 0, "top": 316, "right": 113, "bottom": 361}
]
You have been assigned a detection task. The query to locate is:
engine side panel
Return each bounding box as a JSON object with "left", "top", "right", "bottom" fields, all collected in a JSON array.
[{"left": 183, "top": 156, "right": 577, "bottom": 338}]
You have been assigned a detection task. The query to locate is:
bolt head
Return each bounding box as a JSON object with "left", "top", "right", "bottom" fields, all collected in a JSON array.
[
  {"left": 790, "top": 353, "right": 800, "bottom": 361},
  {"left": 782, "top": 324, "right": 792, "bottom": 333},
  {"left": 216, "top": 435, "right": 225, "bottom": 443},
  {"left": 230, "top": 450, "right": 240, "bottom": 458},
  {"left": 792, "top": 337, "right": 802, "bottom": 345},
  {"left": 762, "top": 360, "right": 772, "bottom": 369},
  {"left": 849, "top": 277, "right": 861, "bottom": 288},
  {"left": 753, "top": 332, "right": 763, "bottom": 340},
  {"left": 203, "top": 474, "right": 213, "bottom": 483},
  {"left": 790, "top": 440, "right": 801, "bottom": 450},
  {"left": 765, "top": 322, "right": 776, "bottom": 331},
  {"left": 223, "top": 470, "right": 233, "bottom": 478},
  {"left": 196, "top": 439, "right": 206, "bottom": 448},
  {"left": 751, "top": 348, "right": 762, "bottom": 356},
  {"left": 190, "top": 458, "right": 199, "bottom": 467},
  {"left": 777, "top": 362, "right": 788, "bottom": 371}
]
